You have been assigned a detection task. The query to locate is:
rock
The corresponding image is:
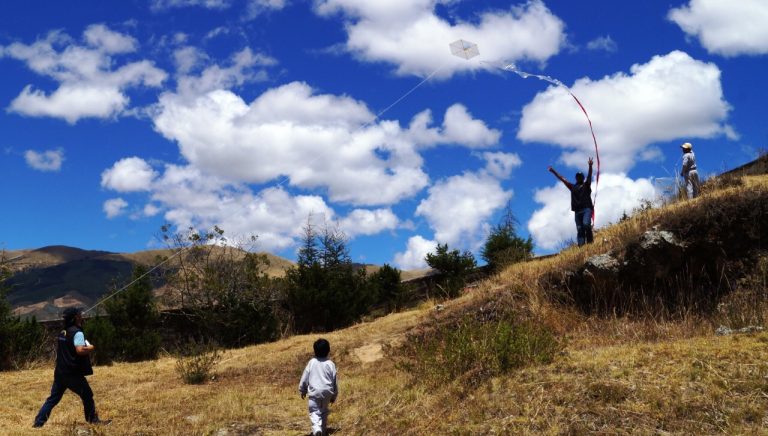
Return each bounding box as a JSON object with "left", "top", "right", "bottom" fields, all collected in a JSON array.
[
  {"left": 625, "top": 230, "right": 686, "bottom": 281},
  {"left": 585, "top": 254, "right": 620, "bottom": 274}
]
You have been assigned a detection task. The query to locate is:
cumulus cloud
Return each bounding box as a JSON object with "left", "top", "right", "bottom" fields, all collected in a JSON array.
[
  {"left": 669, "top": 0, "right": 768, "bottom": 57},
  {"left": 518, "top": 50, "right": 732, "bottom": 173},
  {"left": 415, "top": 152, "right": 519, "bottom": 248},
  {"left": 2, "top": 25, "right": 166, "bottom": 123},
  {"left": 586, "top": 35, "right": 617, "bottom": 53},
  {"left": 393, "top": 235, "right": 437, "bottom": 270},
  {"left": 314, "top": 0, "right": 566, "bottom": 78},
  {"left": 337, "top": 208, "right": 399, "bottom": 238},
  {"left": 103, "top": 198, "right": 128, "bottom": 219},
  {"left": 24, "top": 149, "right": 64, "bottom": 172},
  {"left": 153, "top": 78, "right": 500, "bottom": 206},
  {"left": 146, "top": 165, "right": 336, "bottom": 251},
  {"left": 101, "top": 157, "right": 157, "bottom": 192},
  {"left": 174, "top": 47, "right": 276, "bottom": 95},
  {"left": 527, "top": 173, "right": 657, "bottom": 250}
]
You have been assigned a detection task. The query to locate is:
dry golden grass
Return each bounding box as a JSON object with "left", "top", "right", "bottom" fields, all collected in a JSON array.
[{"left": 2, "top": 174, "right": 766, "bottom": 435}]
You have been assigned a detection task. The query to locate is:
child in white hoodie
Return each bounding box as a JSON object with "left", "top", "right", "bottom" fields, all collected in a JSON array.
[{"left": 298, "top": 338, "right": 338, "bottom": 436}]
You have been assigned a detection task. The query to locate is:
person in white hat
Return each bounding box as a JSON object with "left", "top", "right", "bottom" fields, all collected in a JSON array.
[{"left": 680, "top": 142, "right": 700, "bottom": 198}]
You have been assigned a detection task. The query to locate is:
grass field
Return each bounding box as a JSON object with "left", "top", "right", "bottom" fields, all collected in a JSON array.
[{"left": 1, "top": 174, "right": 766, "bottom": 435}]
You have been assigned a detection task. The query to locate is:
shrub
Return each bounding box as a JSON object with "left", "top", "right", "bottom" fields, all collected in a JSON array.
[
  {"left": 397, "top": 315, "right": 561, "bottom": 387},
  {"left": 175, "top": 341, "right": 221, "bottom": 384}
]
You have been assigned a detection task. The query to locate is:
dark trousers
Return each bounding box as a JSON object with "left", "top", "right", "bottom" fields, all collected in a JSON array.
[
  {"left": 574, "top": 208, "right": 594, "bottom": 246},
  {"left": 34, "top": 373, "right": 97, "bottom": 426}
]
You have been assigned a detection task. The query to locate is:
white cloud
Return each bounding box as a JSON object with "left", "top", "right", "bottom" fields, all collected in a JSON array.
[
  {"left": 103, "top": 198, "right": 128, "bottom": 219},
  {"left": 441, "top": 104, "right": 501, "bottom": 147},
  {"left": 586, "top": 35, "right": 617, "bottom": 53},
  {"left": 147, "top": 165, "right": 336, "bottom": 252},
  {"left": 518, "top": 50, "right": 732, "bottom": 173},
  {"left": 24, "top": 149, "right": 64, "bottom": 172},
  {"left": 174, "top": 47, "right": 275, "bottom": 95},
  {"left": 393, "top": 235, "right": 437, "bottom": 270},
  {"left": 337, "top": 208, "right": 399, "bottom": 238},
  {"left": 173, "top": 46, "right": 205, "bottom": 75},
  {"left": 482, "top": 151, "right": 522, "bottom": 179},
  {"left": 246, "top": 0, "right": 288, "bottom": 18},
  {"left": 416, "top": 170, "right": 513, "bottom": 247},
  {"left": 2, "top": 25, "right": 166, "bottom": 123},
  {"left": 143, "top": 203, "right": 161, "bottom": 217},
  {"left": 83, "top": 24, "right": 137, "bottom": 53},
  {"left": 101, "top": 157, "right": 157, "bottom": 192},
  {"left": 313, "top": 0, "right": 566, "bottom": 78},
  {"left": 527, "top": 173, "right": 657, "bottom": 250},
  {"left": 669, "top": 0, "right": 768, "bottom": 57},
  {"left": 150, "top": 0, "right": 231, "bottom": 11},
  {"left": 153, "top": 79, "right": 499, "bottom": 206}
]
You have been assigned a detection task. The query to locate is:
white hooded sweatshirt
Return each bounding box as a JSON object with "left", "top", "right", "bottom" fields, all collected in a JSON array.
[{"left": 298, "top": 357, "right": 338, "bottom": 400}]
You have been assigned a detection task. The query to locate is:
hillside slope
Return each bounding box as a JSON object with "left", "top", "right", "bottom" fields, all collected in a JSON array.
[{"left": 1, "top": 173, "right": 766, "bottom": 434}]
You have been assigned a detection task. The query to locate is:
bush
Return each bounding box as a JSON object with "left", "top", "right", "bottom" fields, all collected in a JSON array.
[
  {"left": 175, "top": 341, "right": 221, "bottom": 384},
  {"left": 397, "top": 315, "right": 561, "bottom": 387}
]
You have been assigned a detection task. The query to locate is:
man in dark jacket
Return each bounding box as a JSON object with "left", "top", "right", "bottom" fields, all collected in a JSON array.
[
  {"left": 33, "top": 307, "right": 108, "bottom": 427},
  {"left": 548, "top": 157, "right": 594, "bottom": 246}
]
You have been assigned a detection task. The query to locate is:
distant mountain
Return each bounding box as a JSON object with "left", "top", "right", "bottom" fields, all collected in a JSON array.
[{"left": 3, "top": 245, "right": 295, "bottom": 321}]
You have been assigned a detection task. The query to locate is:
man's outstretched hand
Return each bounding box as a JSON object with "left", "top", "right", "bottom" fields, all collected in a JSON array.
[{"left": 588, "top": 157, "right": 594, "bottom": 166}]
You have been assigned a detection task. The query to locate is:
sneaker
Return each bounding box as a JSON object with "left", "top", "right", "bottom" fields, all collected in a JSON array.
[
  {"left": 313, "top": 432, "right": 322, "bottom": 436},
  {"left": 32, "top": 423, "right": 44, "bottom": 428}
]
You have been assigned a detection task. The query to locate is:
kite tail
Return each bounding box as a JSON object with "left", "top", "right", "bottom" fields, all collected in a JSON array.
[{"left": 568, "top": 92, "right": 600, "bottom": 224}]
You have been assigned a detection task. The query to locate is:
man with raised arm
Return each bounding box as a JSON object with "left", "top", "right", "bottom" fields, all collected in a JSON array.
[{"left": 548, "top": 157, "right": 595, "bottom": 247}]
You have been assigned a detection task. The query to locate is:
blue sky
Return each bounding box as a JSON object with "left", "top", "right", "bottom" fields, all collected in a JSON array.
[{"left": 1, "top": 0, "right": 766, "bottom": 269}]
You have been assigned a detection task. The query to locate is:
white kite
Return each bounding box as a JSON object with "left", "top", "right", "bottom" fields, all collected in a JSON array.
[{"left": 450, "top": 39, "right": 479, "bottom": 60}]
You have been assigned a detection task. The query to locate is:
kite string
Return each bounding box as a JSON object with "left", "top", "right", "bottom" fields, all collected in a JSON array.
[
  {"left": 83, "top": 248, "right": 185, "bottom": 315},
  {"left": 82, "top": 63, "right": 448, "bottom": 316},
  {"left": 484, "top": 61, "right": 601, "bottom": 222},
  {"left": 272, "top": 63, "right": 447, "bottom": 190}
]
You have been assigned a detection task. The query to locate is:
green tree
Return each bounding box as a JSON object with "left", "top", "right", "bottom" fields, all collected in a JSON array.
[
  {"left": 425, "top": 243, "right": 477, "bottom": 298},
  {"left": 162, "top": 226, "right": 281, "bottom": 347},
  {"left": 481, "top": 208, "right": 533, "bottom": 272},
  {"left": 285, "top": 221, "right": 374, "bottom": 333},
  {"left": 368, "top": 264, "right": 404, "bottom": 312},
  {"left": 103, "top": 264, "right": 162, "bottom": 361}
]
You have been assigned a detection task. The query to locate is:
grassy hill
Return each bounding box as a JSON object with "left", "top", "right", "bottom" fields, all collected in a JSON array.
[{"left": 1, "top": 169, "right": 766, "bottom": 434}]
